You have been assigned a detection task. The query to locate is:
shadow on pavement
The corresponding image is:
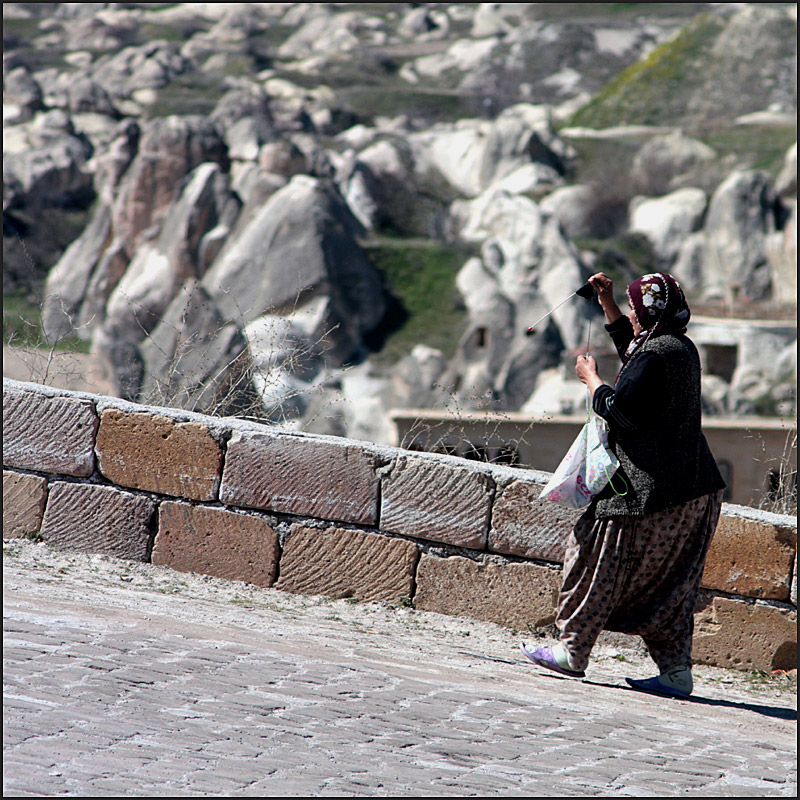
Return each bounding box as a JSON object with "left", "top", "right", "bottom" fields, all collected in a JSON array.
[
  {"left": 634, "top": 688, "right": 798, "bottom": 721},
  {"left": 599, "top": 678, "right": 795, "bottom": 722},
  {"left": 461, "top": 652, "right": 797, "bottom": 723}
]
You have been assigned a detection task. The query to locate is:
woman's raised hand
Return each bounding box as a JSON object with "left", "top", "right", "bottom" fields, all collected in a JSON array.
[{"left": 589, "top": 273, "right": 622, "bottom": 324}]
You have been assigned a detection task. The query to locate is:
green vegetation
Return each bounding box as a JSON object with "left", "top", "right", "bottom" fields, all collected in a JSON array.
[
  {"left": 334, "top": 3, "right": 407, "bottom": 15},
  {"left": 566, "top": 120, "right": 796, "bottom": 189},
  {"left": 610, "top": 653, "right": 632, "bottom": 663},
  {"left": 3, "top": 290, "right": 91, "bottom": 354},
  {"left": 340, "top": 85, "right": 479, "bottom": 125},
  {"left": 567, "top": 12, "right": 726, "bottom": 129},
  {"left": 4, "top": 206, "right": 93, "bottom": 297},
  {"left": 700, "top": 124, "right": 798, "bottom": 178},
  {"left": 364, "top": 236, "right": 469, "bottom": 366},
  {"left": 229, "top": 595, "right": 256, "bottom": 608},
  {"left": 4, "top": 203, "right": 94, "bottom": 354},
  {"left": 2, "top": 17, "right": 70, "bottom": 71},
  {"left": 140, "top": 18, "right": 211, "bottom": 45},
  {"left": 2, "top": 17, "right": 42, "bottom": 46},
  {"left": 258, "top": 21, "right": 295, "bottom": 43},
  {"left": 278, "top": 50, "right": 480, "bottom": 126},
  {"left": 146, "top": 70, "right": 228, "bottom": 119},
  {"left": 526, "top": 3, "right": 711, "bottom": 21},
  {"left": 3, "top": 291, "right": 42, "bottom": 348},
  {"left": 741, "top": 669, "right": 797, "bottom": 693}
]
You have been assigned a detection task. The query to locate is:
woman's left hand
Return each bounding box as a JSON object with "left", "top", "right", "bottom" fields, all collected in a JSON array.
[{"left": 575, "top": 355, "right": 606, "bottom": 400}]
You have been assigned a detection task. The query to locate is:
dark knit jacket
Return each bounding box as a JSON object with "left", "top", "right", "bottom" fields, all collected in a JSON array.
[{"left": 591, "top": 317, "right": 725, "bottom": 518}]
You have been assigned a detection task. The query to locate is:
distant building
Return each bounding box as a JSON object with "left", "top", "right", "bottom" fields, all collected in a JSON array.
[{"left": 690, "top": 315, "right": 796, "bottom": 415}]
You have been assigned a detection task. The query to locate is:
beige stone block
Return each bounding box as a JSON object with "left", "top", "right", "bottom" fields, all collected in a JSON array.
[
  {"left": 220, "top": 431, "right": 379, "bottom": 525},
  {"left": 3, "top": 387, "right": 97, "bottom": 476},
  {"left": 153, "top": 502, "right": 279, "bottom": 587},
  {"left": 96, "top": 409, "right": 223, "bottom": 501},
  {"left": 39, "top": 482, "right": 155, "bottom": 560},
  {"left": 702, "top": 514, "right": 797, "bottom": 600},
  {"left": 275, "top": 524, "right": 418, "bottom": 602},
  {"left": 380, "top": 456, "right": 494, "bottom": 549},
  {"left": 693, "top": 595, "right": 797, "bottom": 673},
  {"left": 414, "top": 553, "right": 561, "bottom": 630},
  {"left": 489, "top": 479, "right": 583, "bottom": 562},
  {"left": 3, "top": 470, "right": 47, "bottom": 538}
]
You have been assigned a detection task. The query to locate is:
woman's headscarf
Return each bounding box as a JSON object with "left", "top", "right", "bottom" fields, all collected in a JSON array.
[{"left": 623, "top": 272, "right": 691, "bottom": 363}]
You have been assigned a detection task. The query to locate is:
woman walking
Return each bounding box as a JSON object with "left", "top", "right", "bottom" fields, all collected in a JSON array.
[{"left": 522, "top": 272, "right": 726, "bottom": 698}]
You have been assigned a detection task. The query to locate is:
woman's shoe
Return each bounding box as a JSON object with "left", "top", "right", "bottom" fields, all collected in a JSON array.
[
  {"left": 520, "top": 643, "right": 585, "bottom": 678},
  {"left": 625, "top": 675, "right": 692, "bottom": 698}
]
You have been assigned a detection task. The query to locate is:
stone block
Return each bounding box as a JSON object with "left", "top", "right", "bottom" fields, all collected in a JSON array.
[
  {"left": 380, "top": 456, "right": 494, "bottom": 549},
  {"left": 275, "top": 524, "right": 418, "bottom": 603},
  {"left": 153, "top": 502, "right": 279, "bottom": 587},
  {"left": 489, "top": 479, "right": 583, "bottom": 562},
  {"left": 3, "top": 387, "right": 97, "bottom": 476},
  {"left": 414, "top": 553, "right": 561, "bottom": 630},
  {"left": 39, "top": 482, "right": 155, "bottom": 560},
  {"left": 220, "top": 431, "right": 379, "bottom": 525},
  {"left": 3, "top": 470, "right": 47, "bottom": 538},
  {"left": 96, "top": 409, "right": 223, "bottom": 501},
  {"left": 702, "top": 514, "right": 796, "bottom": 601},
  {"left": 693, "top": 594, "right": 797, "bottom": 673}
]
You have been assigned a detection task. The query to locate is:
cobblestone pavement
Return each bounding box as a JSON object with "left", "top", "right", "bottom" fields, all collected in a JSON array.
[{"left": 4, "top": 540, "right": 796, "bottom": 797}]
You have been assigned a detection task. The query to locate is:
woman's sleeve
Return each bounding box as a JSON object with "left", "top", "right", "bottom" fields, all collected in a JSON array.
[
  {"left": 605, "top": 315, "right": 635, "bottom": 360},
  {"left": 593, "top": 352, "right": 666, "bottom": 431}
]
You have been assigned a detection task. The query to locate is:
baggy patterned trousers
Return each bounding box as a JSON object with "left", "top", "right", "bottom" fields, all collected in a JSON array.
[{"left": 556, "top": 491, "right": 724, "bottom": 673}]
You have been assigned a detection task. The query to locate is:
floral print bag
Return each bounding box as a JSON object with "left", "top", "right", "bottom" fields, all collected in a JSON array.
[{"left": 538, "top": 414, "right": 625, "bottom": 508}]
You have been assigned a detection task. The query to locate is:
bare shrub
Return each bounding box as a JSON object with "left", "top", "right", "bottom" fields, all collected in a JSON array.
[
  {"left": 4, "top": 277, "right": 347, "bottom": 428},
  {"left": 759, "top": 428, "right": 798, "bottom": 517},
  {"left": 397, "top": 382, "right": 538, "bottom": 468}
]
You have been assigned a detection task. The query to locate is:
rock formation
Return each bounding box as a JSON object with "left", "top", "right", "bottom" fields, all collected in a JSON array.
[{"left": 3, "top": 2, "right": 796, "bottom": 438}]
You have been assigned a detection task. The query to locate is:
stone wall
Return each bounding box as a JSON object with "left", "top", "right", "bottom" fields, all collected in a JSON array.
[{"left": 3, "top": 378, "right": 796, "bottom": 673}]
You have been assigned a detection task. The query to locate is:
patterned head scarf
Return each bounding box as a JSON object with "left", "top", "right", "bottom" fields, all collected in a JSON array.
[{"left": 623, "top": 272, "right": 691, "bottom": 362}]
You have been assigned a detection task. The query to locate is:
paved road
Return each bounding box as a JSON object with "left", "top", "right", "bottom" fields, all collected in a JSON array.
[{"left": 3, "top": 539, "right": 796, "bottom": 797}]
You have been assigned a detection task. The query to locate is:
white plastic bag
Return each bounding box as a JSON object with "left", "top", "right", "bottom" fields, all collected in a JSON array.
[{"left": 538, "top": 415, "right": 621, "bottom": 508}]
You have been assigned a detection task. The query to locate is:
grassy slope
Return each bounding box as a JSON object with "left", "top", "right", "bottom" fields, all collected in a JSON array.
[
  {"left": 363, "top": 237, "right": 468, "bottom": 367},
  {"left": 568, "top": 13, "right": 727, "bottom": 129},
  {"left": 566, "top": 10, "right": 797, "bottom": 176}
]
